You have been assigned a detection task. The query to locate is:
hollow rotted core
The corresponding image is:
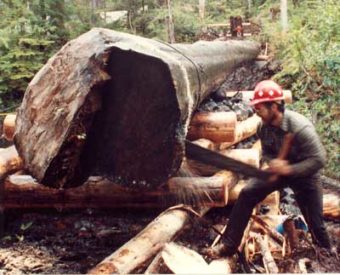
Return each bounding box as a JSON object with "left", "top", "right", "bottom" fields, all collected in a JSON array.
[{"left": 77, "top": 49, "right": 182, "bottom": 189}]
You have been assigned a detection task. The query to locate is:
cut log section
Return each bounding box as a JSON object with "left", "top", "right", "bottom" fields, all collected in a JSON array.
[
  {"left": 323, "top": 193, "right": 340, "bottom": 220},
  {"left": 2, "top": 114, "right": 16, "bottom": 141},
  {"left": 15, "top": 28, "right": 260, "bottom": 189},
  {"left": 88, "top": 206, "right": 210, "bottom": 274},
  {"left": 0, "top": 146, "right": 23, "bottom": 180},
  {"left": 168, "top": 171, "right": 238, "bottom": 207},
  {"left": 1, "top": 171, "right": 238, "bottom": 209},
  {"left": 187, "top": 112, "right": 237, "bottom": 143},
  {"left": 219, "top": 114, "right": 261, "bottom": 150}
]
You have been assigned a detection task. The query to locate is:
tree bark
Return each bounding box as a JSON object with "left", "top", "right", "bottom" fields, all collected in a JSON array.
[
  {"left": 166, "top": 0, "right": 175, "bottom": 43},
  {"left": 198, "top": 0, "right": 205, "bottom": 20},
  {"left": 280, "top": 0, "right": 288, "bottom": 31},
  {"left": 15, "top": 28, "right": 260, "bottom": 189}
]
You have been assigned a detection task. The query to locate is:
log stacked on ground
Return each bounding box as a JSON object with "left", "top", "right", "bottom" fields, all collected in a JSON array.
[
  {"left": 0, "top": 146, "right": 23, "bottom": 180},
  {"left": 2, "top": 114, "right": 16, "bottom": 141},
  {"left": 14, "top": 28, "right": 260, "bottom": 189},
  {"left": 187, "top": 112, "right": 237, "bottom": 142},
  {"left": 2, "top": 171, "right": 238, "bottom": 209},
  {"left": 88, "top": 206, "right": 211, "bottom": 274}
]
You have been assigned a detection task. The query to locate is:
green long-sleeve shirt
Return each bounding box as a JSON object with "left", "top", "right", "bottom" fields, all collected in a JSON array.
[{"left": 257, "top": 109, "right": 326, "bottom": 178}]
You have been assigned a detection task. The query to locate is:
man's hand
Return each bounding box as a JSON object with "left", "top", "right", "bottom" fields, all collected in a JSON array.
[{"left": 269, "top": 159, "right": 293, "bottom": 176}]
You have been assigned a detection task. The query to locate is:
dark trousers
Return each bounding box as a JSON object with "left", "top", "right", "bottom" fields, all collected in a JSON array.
[{"left": 223, "top": 174, "right": 331, "bottom": 249}]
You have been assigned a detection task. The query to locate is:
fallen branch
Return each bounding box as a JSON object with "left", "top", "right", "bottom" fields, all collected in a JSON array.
[
  {"left": 251, "top": 215, "right": 284, "bottom": 245},
  {"left": 88, "top": 206, "right": 210, "bottom": 274},
  {"left": 255, "top": 234, "right": 279, "bottom": 274}
]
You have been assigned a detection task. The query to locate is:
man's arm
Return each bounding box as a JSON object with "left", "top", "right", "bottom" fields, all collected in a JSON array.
[
  {"left": 270, "top": 125, "right": 326, "bottom": 177},
  {"left": 289, "top": 125, "right": 326, "bottom": 177}
]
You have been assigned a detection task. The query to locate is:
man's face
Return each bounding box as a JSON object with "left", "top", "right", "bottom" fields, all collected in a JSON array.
[{"left": 253, "top": 103, "right": 275, "bottom": 124}]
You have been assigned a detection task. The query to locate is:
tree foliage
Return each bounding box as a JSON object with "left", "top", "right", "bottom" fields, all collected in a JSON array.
[{"left": 259, "top": 0, "right": 339, "bottom": 178}]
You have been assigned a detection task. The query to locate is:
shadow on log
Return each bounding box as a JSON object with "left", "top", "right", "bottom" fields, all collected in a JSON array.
[{"left": 15, "top": 28, "right": 260, "bottom": 189}]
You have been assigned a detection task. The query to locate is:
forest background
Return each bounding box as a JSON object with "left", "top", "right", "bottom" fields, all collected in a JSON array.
[{"left": 0, "top": 0, "right": 339, "bottom": 178}]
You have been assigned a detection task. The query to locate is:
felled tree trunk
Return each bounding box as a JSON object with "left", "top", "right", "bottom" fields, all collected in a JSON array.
[
  {"left": 88, "top": 207, "right": 209, "bottom": 274},
  {"left": 2, "top": 172, "right": 236, "bottom": 209},
  {"left": 15, "top": 28, "right": 260, "bottom": 189}
]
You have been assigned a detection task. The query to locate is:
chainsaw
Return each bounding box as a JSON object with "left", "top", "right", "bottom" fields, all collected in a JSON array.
[{"left": 185, "top": 133, "right": 294, "bottom": 180}]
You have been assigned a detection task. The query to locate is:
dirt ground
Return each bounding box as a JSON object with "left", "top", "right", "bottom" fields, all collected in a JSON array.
[{"left": 0, "top": 182, "right": 339, "bottom": 274}]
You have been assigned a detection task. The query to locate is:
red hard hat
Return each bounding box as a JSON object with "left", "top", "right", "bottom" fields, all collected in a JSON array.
[{"left": 250, "top": 80, "right": 284, "bottom": 106}]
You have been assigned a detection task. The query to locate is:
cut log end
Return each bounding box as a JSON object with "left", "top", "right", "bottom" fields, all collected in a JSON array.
[{"left": 73, "top": 50, "right": 182, "bottom": 189}]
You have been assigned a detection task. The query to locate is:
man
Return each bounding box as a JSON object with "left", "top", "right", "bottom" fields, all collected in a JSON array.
[{"left": 211, "top": 80, "right": 332, "bottom": 257}]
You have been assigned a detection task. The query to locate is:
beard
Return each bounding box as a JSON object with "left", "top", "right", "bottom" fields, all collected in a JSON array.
[{"left": 262, "top": 111, "right": 276, "bottom": 125}]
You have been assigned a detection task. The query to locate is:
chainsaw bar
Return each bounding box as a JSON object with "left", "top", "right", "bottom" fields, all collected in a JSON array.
[{"left": 185, "top": 140, "right": 273, "bottom": 180}]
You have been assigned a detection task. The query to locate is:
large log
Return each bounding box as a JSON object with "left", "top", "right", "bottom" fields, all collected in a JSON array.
[
  {"left": 2, "top": 171, "right": 237, "bottom": 209},
  {"left": 14, "top": 28, "right": 260, "bottom": 189},
  {"left": 88, "top": 206, "right": 209, "bottom": 274}
]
